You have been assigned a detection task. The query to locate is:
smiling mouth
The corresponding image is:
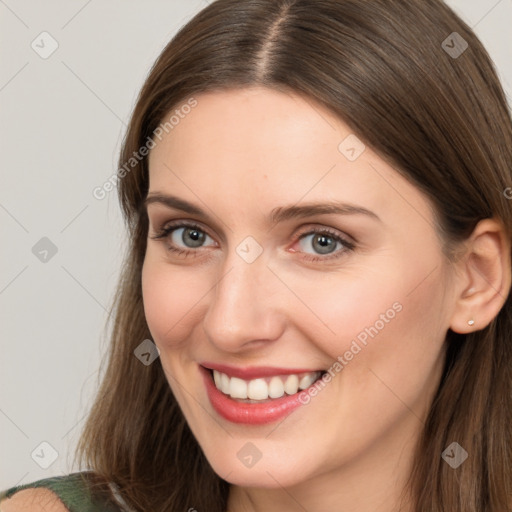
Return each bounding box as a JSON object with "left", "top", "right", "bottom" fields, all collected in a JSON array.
[{"left": 209, "top": 368, "right": 325, "bottom": 402}]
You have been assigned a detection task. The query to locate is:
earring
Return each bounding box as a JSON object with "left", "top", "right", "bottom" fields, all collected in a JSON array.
[{"left": 468, "top": 319, "right": 475, "bottom": 326}]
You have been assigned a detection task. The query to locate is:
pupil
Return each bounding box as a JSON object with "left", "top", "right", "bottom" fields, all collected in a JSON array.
[
  {"left": 184, "top": 228, "right": 205, "bottom": 247},
  {"left": 313, "top": 234, "right": 335, "bottom": 254}
]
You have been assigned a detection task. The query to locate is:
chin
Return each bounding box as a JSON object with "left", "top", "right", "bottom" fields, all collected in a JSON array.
[{"left": 196, "top": 436, "right": 318, "bottom": 489}]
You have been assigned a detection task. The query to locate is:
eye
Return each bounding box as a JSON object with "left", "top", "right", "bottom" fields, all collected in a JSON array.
[
  {"left": 150, "top": 221, "right": 355, "bottom": 263},
  {"left": 150, "top": 221, "right": 216, "bottom": 258},
  {"left": 299, "top": 232, "right": 339, "bottom": 255},
  {"left": 293, "top": 227, "right": 355, "bottom": 261},
  {"left": 170, "top": 226, "right": 211, "bottom": 248}
]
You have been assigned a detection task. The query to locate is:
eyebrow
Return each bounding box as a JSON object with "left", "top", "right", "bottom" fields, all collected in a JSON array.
[{"left": 144, "top": 193, "right": 381, "bottom": 224}]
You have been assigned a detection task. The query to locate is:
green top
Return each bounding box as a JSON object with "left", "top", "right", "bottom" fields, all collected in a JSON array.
[{"left": 0, "top": 472, "right": 126, "bottom": 511}]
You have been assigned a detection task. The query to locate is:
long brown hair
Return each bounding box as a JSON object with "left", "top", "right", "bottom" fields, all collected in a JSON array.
[{"left": 75, "top": 1, "right": 512, "bottom": 510}]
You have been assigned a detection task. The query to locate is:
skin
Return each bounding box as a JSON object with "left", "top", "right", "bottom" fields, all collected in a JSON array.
[{"left": 141, "top": 87, "right": 510, "bottom": 512}]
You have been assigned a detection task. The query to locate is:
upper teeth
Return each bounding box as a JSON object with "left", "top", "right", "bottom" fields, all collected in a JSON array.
[{"left": 212, "top": 370, "right": 322, "bottom": 400}]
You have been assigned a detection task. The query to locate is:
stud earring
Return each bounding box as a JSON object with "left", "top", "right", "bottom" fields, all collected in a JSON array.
[{"left": 468, "top": 319, "right": 475, "bottom": 326}]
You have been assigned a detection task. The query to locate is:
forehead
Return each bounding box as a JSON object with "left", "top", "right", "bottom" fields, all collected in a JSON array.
[
  {"left": 147, "top": 87, "right": 434, "bottom": 229},
  {"left": 149, "top": 87, "right": 341, "bottom": 173}
]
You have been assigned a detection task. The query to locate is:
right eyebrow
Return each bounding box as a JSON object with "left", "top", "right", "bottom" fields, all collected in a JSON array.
[{"left": 144, "top": 193, "right": 205, "bottom": 216}]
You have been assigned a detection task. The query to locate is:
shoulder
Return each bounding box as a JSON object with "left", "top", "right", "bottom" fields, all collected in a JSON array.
[
  {"left": 0, "top": 487, "right": 69, "bottom": 511},
  {"left": 0, "top": 471, "right": 120, "bottom": 512}
]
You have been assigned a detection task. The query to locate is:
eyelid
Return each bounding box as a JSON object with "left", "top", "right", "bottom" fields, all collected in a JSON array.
[
  {"left": 293, "top": 223, "right": 356, "bottom": 244},
  {"left": 150, "top": 219, "right": 216, "bottom": 242},
  {"left": 147, "top": 207, "right": 228, "bottom": 245}
]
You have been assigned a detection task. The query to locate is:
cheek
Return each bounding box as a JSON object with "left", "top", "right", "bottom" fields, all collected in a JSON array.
[
  {"left": 282, "top": 258, "right": 447, "bottom": 451},
  {"left": 286, "top": 252, "right": 447, "bottom": 373},
  {"left": 141, "top": 256, "right": 209, "bottom": 347}
]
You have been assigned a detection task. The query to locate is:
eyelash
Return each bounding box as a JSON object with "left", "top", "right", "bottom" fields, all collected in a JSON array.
[{"left": 149, "top": 220, "right": 356, "bottom": 262}]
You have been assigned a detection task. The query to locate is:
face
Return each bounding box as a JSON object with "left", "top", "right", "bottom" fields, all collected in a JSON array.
[{"left": 142, "top": 87, "right": 456, "bottom": 491}]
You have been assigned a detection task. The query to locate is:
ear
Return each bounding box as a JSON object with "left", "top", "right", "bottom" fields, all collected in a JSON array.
[{"left": 449, "top": 218, "right": 511, "bottom": 334}]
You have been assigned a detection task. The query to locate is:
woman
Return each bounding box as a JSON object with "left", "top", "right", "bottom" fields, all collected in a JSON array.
[{"left": 2, "top": 0, "right": 511, "bottom": 510}]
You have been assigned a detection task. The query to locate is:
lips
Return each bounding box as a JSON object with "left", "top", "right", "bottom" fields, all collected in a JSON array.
[{"left": 200, "top": 363, "right": 325, "bottom": 425}]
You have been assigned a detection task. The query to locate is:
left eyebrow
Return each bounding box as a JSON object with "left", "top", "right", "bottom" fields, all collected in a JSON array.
[
  {"left": 143, "top": 193, "right": 381, "bottom": 224},
  {"left": 270, "top": 202, "right": 381, "bottom": 224}
]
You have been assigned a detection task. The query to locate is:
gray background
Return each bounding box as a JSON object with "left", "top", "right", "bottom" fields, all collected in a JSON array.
[{"left": 1, "top": 0, "right": 511, "bottom": 490}]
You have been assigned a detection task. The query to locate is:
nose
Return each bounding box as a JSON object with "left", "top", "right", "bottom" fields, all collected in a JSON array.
[{"left": 202, "top": 250, "right": 286, "bottom": 353}]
